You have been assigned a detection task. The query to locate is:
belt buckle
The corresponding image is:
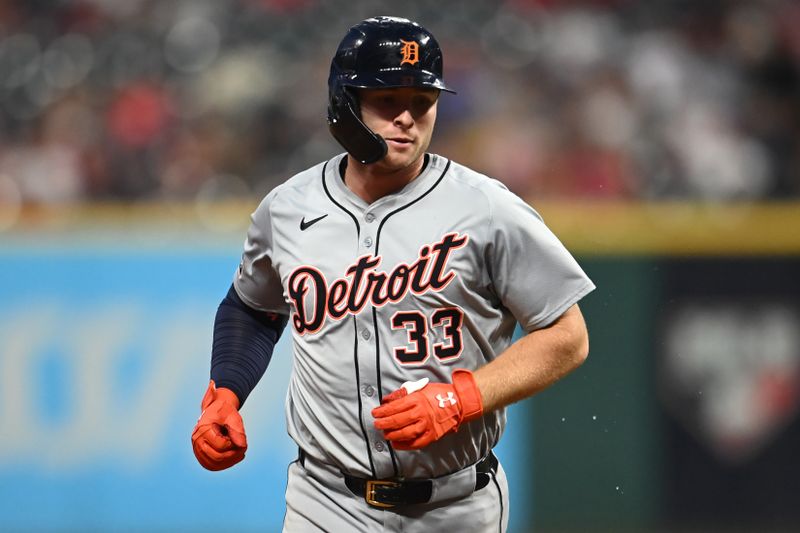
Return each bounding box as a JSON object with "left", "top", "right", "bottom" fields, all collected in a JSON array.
[{"left": 365, "top": 479, "right": 401, "bottom": 508}]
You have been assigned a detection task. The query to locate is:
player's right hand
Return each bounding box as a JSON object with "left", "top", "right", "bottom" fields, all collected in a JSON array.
[{"left": 191, "top": 380, "right": 248, "bottom": 471}]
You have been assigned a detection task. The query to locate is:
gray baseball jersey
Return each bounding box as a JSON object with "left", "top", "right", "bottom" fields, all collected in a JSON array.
[{"left": 234, "top": 152, "right": 595, "bottom": 480}]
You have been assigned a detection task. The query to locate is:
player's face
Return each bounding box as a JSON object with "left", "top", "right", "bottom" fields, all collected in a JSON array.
[{"left": 357, "top": 87, "right": 439, "bottom": 172}]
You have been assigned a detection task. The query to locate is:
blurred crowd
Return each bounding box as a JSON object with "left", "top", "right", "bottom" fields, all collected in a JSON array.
[{"left": 0, "top": 0, "right": 799, "bottom": 206}]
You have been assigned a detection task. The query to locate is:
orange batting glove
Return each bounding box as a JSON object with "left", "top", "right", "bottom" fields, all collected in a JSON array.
[
  {"left": 191, "top": 380, "right": 248, "bottom": 471},
  {"left": 372, "top": 369, "right": 483, "bottom": 450}
]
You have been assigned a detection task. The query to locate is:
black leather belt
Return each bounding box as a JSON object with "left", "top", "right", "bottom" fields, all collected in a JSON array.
[{"left": 341, "top": 452, "right": 498, "bottom": 508}]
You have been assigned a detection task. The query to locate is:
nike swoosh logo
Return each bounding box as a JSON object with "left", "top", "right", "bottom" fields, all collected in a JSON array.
[{"left": 300, "top": 214, "right": 328, "bottom": 231}]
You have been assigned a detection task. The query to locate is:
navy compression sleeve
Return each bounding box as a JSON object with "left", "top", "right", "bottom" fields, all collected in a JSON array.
[{"left": 210, "top": 284, "right": 288, "bottom": 406}]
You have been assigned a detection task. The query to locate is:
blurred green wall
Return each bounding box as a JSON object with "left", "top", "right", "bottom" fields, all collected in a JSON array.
[
  {"left": 530, "top": 259, "right": 662, "bottom": 532},
  {"left": 521, "top": 202, "right": 800, "bottom": 531}
]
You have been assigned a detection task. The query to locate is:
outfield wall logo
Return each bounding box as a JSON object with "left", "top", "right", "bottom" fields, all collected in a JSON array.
[
  {"left": 659, "top": 301, "right": 800, "bottom": 463},
  {"left": 0, "top": 300, "right": 211, "bottom": 470},
  {"left": 0, "top": 250, "right": 311, "bottom": 531}
]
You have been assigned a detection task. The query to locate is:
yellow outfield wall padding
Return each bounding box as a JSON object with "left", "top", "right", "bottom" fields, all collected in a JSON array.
[
  {"left": 531, "top": 200, "right": 800, "bottom": 256},
  {"left": 4, "top": 200, "right": 800, "bottom": 256}
]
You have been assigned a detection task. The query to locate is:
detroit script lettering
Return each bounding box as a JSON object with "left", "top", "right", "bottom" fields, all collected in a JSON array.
[{"left": 288, "top": 232, "right": 469, "bottom": 334}]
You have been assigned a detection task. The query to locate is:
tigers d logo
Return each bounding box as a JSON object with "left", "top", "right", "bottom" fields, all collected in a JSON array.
[{"left": 400, "top": 40, "right": 419, "bottom": 65}]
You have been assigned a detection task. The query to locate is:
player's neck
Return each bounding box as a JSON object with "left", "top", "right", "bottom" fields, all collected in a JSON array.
[{"left": 343, "top": 155, "right": 427, "bottom": 204}]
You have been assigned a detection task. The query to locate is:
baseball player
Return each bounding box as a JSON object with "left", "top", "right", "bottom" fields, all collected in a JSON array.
[{"left": 191, "top": 16, "right": 594, "bottom": 532}]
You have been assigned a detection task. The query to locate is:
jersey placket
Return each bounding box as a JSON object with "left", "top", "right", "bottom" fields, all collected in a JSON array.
[{"left": 354, "top": 205, "right": 395, "bottom": 479}]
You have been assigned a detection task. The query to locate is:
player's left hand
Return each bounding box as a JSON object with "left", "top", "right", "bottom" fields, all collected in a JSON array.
[
  {"left": 372, "top": 369, "right": 483, "bottom": 450},
  {"left": 191, "top": 380, "right": 248, "bottom": 471}
]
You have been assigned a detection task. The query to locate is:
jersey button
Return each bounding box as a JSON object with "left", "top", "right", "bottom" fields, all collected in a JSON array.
[
  {"left": 361, "top": 329, "right": 371, "bottom": 340},
  {"left": 374, "top": 441, "right": 385, "bottom": 452},
  {"left": 363, "top": 237, "right": 373, "bottom": 248},
  {"left": 365, "top": 213, "right": 375, "bottom": 223},
  {"left": 363, "top": 385, "right": 374, "bottom": 397}
]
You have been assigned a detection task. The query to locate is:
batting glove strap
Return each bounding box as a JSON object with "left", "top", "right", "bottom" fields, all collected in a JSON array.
[
  {"left": 451, "top": 369, "right": 483, "bottom": 423},
  {"left": 210, "top": 385, "right": 242, "bottom": 411}
]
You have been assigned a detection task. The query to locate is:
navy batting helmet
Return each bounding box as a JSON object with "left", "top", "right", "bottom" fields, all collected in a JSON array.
[{"left": 327, "top": 16, "right": 455, "bottom": 164}]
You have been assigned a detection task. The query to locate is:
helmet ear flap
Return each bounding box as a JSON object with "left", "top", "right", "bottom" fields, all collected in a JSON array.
[{"left": 327, "top": 86, "right": 388, "bottom": 165}]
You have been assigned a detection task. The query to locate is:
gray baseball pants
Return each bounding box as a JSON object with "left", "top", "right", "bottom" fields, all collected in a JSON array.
[{"left": 283, "top": 453, "right": 509, "bottom": 532}]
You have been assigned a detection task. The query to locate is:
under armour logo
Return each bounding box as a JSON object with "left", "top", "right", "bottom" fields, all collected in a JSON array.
[
  {"left": 436, "top": 392, "right": 457, "bottom": 408},
  {"left": 400, "top": 39, "right": 419, "bottom": 66}
]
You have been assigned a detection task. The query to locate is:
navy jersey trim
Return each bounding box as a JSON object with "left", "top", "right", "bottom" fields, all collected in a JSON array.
[
  {"left": 373, "top": 159, "right": 451, "bottom": 254},
  {"left": 373, "top": 305, "right": 400, "bottom": 477},
  {"left": 352, "top": 315, "right": 377, "bottom": 477},
  {"left": 321, "top": 159, "right": 361, "bottom": 238},
  {"left": 371, "top": 158, "right": 451, "bottom": 466},
  {"left": 322, "top": 159, "right": 374, "bottom": 475}
]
